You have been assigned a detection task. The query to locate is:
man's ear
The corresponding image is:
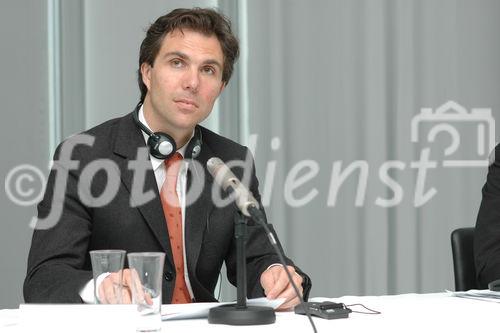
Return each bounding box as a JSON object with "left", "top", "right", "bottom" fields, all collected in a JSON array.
[
  {"left": 218, "top": 82, "right": 226, "bottom": 95},
  {"left": 140, "top": 63, "right": 152, "bottom": 90}
]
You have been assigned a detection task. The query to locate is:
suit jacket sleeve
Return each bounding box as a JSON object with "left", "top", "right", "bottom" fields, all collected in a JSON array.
[
  {"left": 24, "top": 142, "right": 93, "bottom": 303},
  {"left": 222, "top": 148, "right": 312, "bottom": 300},
  {"left": 475, "top": 143, "right": 500, "bottom": 288}
]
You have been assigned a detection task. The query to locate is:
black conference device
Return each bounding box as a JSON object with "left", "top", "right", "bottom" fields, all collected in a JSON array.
[
  {"left": 295, "top": 301, "right": 352, "bottom": 320},
  {"left": 488, "top": 278, "right": 500, "bottom": 291}
]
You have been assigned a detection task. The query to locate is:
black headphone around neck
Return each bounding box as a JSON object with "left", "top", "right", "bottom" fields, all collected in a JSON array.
[{"left": 132, "top": 103, "right": 202, "bottom": 160}]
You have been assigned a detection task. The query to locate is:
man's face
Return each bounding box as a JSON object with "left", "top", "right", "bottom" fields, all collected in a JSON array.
[{"left": 141, "top": 29, "right": 225, "bottom": 134}]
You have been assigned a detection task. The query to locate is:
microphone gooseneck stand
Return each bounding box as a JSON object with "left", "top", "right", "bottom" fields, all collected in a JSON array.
[
  {"left": 247, "top": 206, "right": 318, "bottom": 333},
  {"left": 208, "top": 211, "right": 276, "bottom": 325}
]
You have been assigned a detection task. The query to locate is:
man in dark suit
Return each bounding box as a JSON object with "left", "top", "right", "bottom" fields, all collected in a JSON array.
[
  {"left": 24, "top": 8, "right": 310, "bottom": 309},
  {"left": 475, "top": 143, "right": 500, "bottom": 288}
]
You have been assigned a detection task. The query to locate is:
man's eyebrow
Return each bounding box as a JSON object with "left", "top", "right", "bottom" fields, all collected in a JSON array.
[
  {"left": 162, "top": 51, "right": 222, "bottom": 70},
  {"left": 203, "top": 59, "right": 223, "bottom": 70},
  {"left": 162, "top": 51, "right": 189, "bottom": 60}
]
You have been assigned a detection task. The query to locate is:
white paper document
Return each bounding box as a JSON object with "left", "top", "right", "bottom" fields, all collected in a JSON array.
[
  {"left": 448, "top": 289, "right": 500, "bottom": 303},
  {"left": 161, "top": 297, "right": 285, "bottom": 320}
]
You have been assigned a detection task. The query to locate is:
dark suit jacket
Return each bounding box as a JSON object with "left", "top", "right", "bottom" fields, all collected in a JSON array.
[
  {"left": 24, "top": 112, "right": 311, "bottom": 303},
  {"left": 475, "top": 143, "right": 500, "bottom": 288}
]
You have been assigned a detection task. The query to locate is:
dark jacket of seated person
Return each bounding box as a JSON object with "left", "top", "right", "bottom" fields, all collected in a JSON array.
[{"left": 475, "top": 143, "right": 500, "bottom": 288}]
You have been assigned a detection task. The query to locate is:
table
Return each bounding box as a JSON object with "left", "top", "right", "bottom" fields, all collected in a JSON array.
[{"left": 1, "top": 292, "right": 498, "bottom": 332}]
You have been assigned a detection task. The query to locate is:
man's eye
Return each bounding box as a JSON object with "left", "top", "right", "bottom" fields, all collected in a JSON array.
[
  {"left": 171, "top": 59, "right": 184, "bottom": 68},
  {"left": 202, "top": 66, "right": 215, "bottom": 75}
]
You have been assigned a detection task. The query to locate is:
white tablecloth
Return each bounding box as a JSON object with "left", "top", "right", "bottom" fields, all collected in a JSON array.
[{"left": 2, "top": 292, "right": 498, "bottom": 332}]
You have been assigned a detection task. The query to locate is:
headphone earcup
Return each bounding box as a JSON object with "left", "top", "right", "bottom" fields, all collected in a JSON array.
[
  {"left": 147, "top": 132, "right": 177, "bottom": 159},
  {"left": 184, "top": 127, "right": 203, "bottom": 159}
]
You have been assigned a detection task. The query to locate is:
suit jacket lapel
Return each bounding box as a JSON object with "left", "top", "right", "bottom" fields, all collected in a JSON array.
[
  {"left": 185, "top": 143, "right": 215, "bottom": 277},
  {"left": 113, "top": 113, "right": 174, "bottom": 265}
]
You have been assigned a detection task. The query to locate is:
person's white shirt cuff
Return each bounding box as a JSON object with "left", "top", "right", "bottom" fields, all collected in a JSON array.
[
  {"left": 79, "top": 272, "right": 111, "bottom": 304},
  {"left": 266, "top": 263, "right": 283, "bottom": 270},
  {"left": 266, "top": 263, "right": 302, "bottom": 280}
]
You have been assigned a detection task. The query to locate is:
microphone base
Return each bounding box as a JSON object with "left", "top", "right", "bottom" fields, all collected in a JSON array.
[{"left": 208, "top": 304, "right": 276, "bottom": 326}]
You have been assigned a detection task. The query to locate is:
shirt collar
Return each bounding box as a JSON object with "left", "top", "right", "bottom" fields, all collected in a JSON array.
[{"left": 138, "top": 105, "right": 193, "bottom": 171}]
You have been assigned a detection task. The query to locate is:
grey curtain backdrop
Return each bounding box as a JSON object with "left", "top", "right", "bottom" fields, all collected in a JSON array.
[
  {"left": 1, "top": 0, "right": 499, "bottom": 308},
  {"left": 243, "top": 0, "right": 499, "bottom": 297},
  {"left": 1, "top": 0, "right": 49, "bottom": 310}
]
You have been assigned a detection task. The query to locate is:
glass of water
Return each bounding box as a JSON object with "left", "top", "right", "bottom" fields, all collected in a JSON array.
[
  {"left": 127, "top": 252, "right": 165, "bottom": 332},
  {"left": 89, "top": 249, "right": 126, "bottom": 304}
]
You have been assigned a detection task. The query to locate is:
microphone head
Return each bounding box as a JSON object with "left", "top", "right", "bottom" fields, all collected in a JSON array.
[
  {"left": 207, "top": 157, "right": 234, "bottom": 192},
  {"left": 207, "top": 157, "right": 223, "bottom": 177},
  {"left": 206, "top": 157, "right": 260, "bottom": 216}
]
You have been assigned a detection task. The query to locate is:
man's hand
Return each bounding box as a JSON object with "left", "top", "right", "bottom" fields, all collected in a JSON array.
[
  {"left": 98, "top": 269, "right": 152, "bottom": 305},
  {"left": 260, "top": 265, "right": 303, "bottom": 311}
]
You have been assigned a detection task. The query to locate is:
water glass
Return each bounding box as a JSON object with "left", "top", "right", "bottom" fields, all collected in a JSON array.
[
  {"left": 89, "top": 249, "right": 126, "bottom": 304},
  {"left": 127, "top": 252, "right": 165, "bottom": 332}
]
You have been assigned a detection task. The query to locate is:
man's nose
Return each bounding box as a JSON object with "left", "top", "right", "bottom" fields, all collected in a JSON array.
[{"left": 182, "top": 68, "right": 200, "bottom": 93}]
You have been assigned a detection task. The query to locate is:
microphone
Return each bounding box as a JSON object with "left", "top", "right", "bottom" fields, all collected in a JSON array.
[
  {"left": 207, "top": 157, "right": 265, "bottom": 223},
  {"left": 207, "top": 157, "right": 317, "bottom": 332}
]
